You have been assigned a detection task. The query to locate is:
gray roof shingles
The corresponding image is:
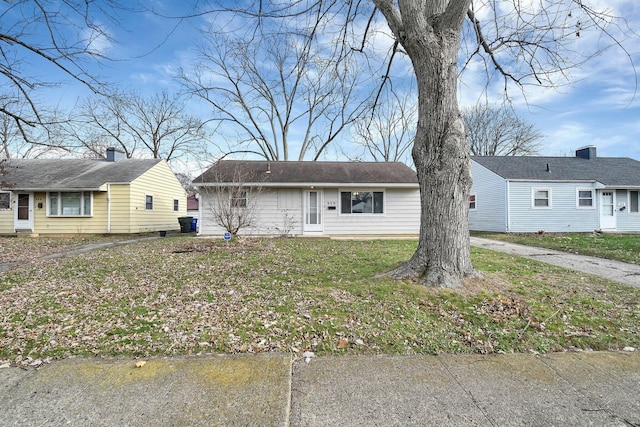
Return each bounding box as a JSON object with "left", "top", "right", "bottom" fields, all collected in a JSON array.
[
  {"left": 473, "top": 156, "right": 640, "bottom": 187},
  {"left": 193, "top": 160, "right": 418, "bottom": 185},
  {"left": 0, "top": 158, "right": 162, "bottom": 191}
]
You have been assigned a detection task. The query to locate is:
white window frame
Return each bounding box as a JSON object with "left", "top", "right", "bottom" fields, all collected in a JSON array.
[
  {"left": 469, "top": 193, "right": 477, "bottom": 211},
  {"left": 230, "top": 189, "right": 248, "bottom": 208},
  {"left": 47, "top": 191, "right": 93, "bottom": 217},
  {"left": 339, "top": 189, "right": 385, "bottom": 215},
  {"left": 532, "top": 188, "right": 552, "bottom": 209},
  {"left": 145, "top": 194, "right": 154, "bottom": 211},
  {"left": 576, "top": 188, "right": 595, "bottom": 209}
]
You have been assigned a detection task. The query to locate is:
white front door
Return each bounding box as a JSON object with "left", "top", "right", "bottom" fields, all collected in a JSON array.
[
  {"left": 303, "top": 190, "right": 323, "bottom": 233},
  {"left": 599, "top": 191, "right": 616, "bottom": 230},
  {"left": 14, "top": 193, "right": 34, "bottom": 231}
]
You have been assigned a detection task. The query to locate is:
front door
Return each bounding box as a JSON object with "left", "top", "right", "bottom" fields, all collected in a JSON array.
[
  {"left": 303, "top": 190, "right": 323, "bottom": 233},
  {"left": 14, "top": 193, "right": 34, "bottom": 231},
  {"left": 599, "top": 191, "right": 616, "bottom": 230}
]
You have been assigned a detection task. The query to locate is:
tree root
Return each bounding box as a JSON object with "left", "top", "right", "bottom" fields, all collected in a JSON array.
[{"left": 383, "top": 260, "right": 480, "bottom": 290}]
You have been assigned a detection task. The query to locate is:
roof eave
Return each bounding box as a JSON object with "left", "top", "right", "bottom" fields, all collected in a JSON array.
[{"left": 193, "top": 182, "right": 419, "bottom": 188}]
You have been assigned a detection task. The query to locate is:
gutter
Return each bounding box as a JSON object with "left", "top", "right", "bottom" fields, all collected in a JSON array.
[
  {"left": 107, "top": 183, "right": 111, "bottom": 233},
  {"left": 192, "top": 182, "right": 419, "bottom": 189}
]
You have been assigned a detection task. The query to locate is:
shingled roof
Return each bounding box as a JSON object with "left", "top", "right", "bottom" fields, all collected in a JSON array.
[
  {"left": 0, "top": 158, "right": 162, "bottom": 191},
  {"left": 473, "top": 155, "right": 640, "bottom": 187},
  {"left": 193, "top": 160, "right": 418, "bottom": 186}
]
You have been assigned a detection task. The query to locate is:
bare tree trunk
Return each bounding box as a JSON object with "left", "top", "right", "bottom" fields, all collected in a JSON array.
[{"left": 385, "top": 4, "right": 477, "bottom": 289}]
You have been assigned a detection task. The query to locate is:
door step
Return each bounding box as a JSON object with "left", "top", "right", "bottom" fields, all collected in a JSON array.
[{"left": 15, "top": 229, "right": 38, "bottom": 237}]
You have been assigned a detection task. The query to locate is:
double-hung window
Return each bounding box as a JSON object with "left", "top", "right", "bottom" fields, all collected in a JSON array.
[
  {"left": 49, "top": 192, "right": 92, "bottom": 216},
  {"left": 469, "top": 194, "right": 477, "bottom": 211},
  {"left": 230, "top": 190, "right": 247, "bottom": 208},
  {"left": 340, "top": 191, "right": 384, "bottom": 214},
  {"left": 576, "top": 189, "right": 594, "bottom": 208},
  {"left": 532, "top": 188, "right": 551, "bottom": 209},
  {"left": 145, "top": 195, "right": 154, "bottom": 211}
]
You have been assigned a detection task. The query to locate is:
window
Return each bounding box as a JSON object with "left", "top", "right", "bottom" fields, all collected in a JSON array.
[
  {"left": 340, "top": 191, "right": 384, "bottom": 214},
  {"left": 532, "top": 188, "right": 551, "bottom": 209},
  {"left": 0, "top": 192, "right": 9, "bottom": 210},
  {"left": 145, "top": 195, "right": 154, "bottom": 211},
  {"left": 230, "top": 190, "right": 247, "bottom": 208},
  {"left": 48, "top": 192, "right": 92, "bottom": 216},
  {"left": 630, "top": 191, "right": 639, "bottom": 213},
  {"left": 577, "top": 189, "right": 594, "bottom": 208},
  {"left": 469, "top": 194, "right": 477, "bottom": 210},
  {"left": 173, "top": 199, "right": 179, "bottom": 212}
]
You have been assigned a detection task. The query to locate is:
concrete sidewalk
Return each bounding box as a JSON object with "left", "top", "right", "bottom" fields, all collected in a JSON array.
[
  {"left": 471, "top": 236, "right": 640, "bottom": 288},
  {"left": 1, "top": 351, "right": 638, "bottom": 426}
]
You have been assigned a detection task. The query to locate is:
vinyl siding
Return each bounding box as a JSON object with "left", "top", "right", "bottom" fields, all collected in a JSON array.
[
  {"left": 0, "top": 203, "right": 12, "bottom": 233},
  {"left": 198, "top": 187, "right": 419, "bottom": 236},
  {"left": 507, "top": 181, "right": 599, "bottom": 232},
  {"left": 34, "top": 191, "right": 109, "bottom": 234},
  {"left": 198, "top": 188, "right": 303, "bottom": 236},
  {"left": 128, "top": 161, "right": 186, "bottom": 233},
  {"left": 108, "top": 184, "right": 132, "bottom": 233},
  {"left": 611, "top": 189, "right": 640, "bottom": 232},
  {"left": 322, "top": 188, "right": 419, "bottom": 236},
  {"left": 469, "top": 162, "right": 507, "bottom": 232}
]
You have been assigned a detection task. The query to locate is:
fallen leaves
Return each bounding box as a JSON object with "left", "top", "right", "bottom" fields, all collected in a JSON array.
[{"left": 1, "top": 236, "right": 638, "bottom": 366}]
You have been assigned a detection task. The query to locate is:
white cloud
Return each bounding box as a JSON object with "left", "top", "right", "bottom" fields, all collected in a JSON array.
[{"left": 80, "top": 23, "right": 113, "bottom": 55}]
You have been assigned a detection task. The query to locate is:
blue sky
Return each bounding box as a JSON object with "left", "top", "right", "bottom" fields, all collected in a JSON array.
[{"left": 34, "top": 1, "right": 640, "bottom": 165}]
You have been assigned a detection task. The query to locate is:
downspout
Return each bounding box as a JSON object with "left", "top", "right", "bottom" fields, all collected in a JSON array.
[
  {"left": 196, "top": 193, "right": 201, "bottom": 236},
  {"left": 107, "top": 183, "right": 111, "bottom": 233},
  {"left": 505, "top": 180, "right": 511, "bottom": 232}
]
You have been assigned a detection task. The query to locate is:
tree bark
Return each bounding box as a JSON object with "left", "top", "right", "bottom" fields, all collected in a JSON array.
[{"left": 378, "top": 0, "right": 477, "bottom": 288}]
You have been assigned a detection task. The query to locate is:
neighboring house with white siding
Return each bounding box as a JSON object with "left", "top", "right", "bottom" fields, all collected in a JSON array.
[
  {"left": 469, "top": 146, "right": 640, "bottom": 233},
  {"left": 192, "top": 160, "right": 420, "bottom": 237},
  {"left": 0, "top": 149, "right": 186, "bottom": 235}
]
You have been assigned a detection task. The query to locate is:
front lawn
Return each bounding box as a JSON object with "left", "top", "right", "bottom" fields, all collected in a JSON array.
[{"left": 1, "top": 237, "right": 638, "bottom": 363}]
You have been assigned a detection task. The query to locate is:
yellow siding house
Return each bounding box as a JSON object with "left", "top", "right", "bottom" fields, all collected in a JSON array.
[{"left": 0, "top": 155, "right": 186, "bottom": 235}]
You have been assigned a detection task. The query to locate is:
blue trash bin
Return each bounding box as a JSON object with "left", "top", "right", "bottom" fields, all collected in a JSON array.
[{"left": 191, "top": 218, "right": 198, "bottom": 232}]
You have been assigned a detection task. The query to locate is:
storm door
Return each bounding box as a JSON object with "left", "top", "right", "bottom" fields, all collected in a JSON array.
[
  {"left": 303, "top": 190, "right": 323, "bottom": 233},
  {"left": 599, "top": 191, "right": 616, "bottom": 230}
]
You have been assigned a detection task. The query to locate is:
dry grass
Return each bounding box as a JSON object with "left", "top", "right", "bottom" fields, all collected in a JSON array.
[{"left": 1, "top": 237, "right": 638, "bottom": 366}]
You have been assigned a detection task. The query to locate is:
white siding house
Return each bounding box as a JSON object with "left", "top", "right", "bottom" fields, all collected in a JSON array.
[
  {"left": 193, "top": 160, "right": 420, "bottom": 238},
  {"left": 469, "top": 146, "right": 640, "bottom": 233}
]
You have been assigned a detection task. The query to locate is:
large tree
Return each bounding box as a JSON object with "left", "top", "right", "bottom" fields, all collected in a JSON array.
[
  {"left": 191, "top": 1, "right": 635, "bottom": 288},
  {"left": 0, "top": 0, "right": 121, "bottom": 135}
]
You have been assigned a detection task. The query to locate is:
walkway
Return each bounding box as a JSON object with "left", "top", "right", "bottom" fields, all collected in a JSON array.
[
  {"left": 1, "top": 351, "right": 638, "bottom": 426},
  {"left": 470, "top": 236, "right": 640, "bottom": 288}
]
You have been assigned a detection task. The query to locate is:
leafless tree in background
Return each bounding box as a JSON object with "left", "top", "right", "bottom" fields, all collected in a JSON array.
[
  {"left": 63, "top": 91, "right": 208, "bottom": 163},
  {"left": 352, "top": 87, "right": 416, "bottom": 164},
  {"left": 463, "top": 103, "right": 542, "bottom": 156},
  {"left": 180, "top": 9, "right": 372, "bottom": 161}
]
